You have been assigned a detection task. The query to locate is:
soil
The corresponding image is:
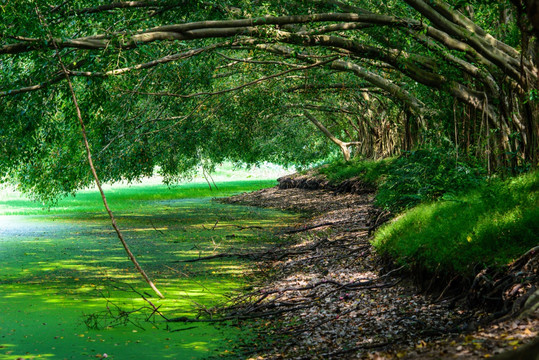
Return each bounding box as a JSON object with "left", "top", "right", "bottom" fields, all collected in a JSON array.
[{"left": 220, "top": 176, "right": 539, "bottom": 359}]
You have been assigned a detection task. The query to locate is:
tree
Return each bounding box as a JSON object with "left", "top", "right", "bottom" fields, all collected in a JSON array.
[{"left": 1, "top": 0, "right": 537, "bottom": 203}]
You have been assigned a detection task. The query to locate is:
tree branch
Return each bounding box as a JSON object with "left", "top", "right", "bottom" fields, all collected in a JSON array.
[
  {"left": 304, "top": 110, "right": 355, "bottom": 161},
  {"left": 35, "top": 6, "right": 165, "bottom": 299},
  {"left": 120, "top": 56, "right": 340, "bottom": 98},
  {"left": 404, "top": 0, "right": 531, "bottom": 84},
  {"left": 0, "top": 44, "right": 224, "bottom": 96},
  {"left": 0, "top": 73, "right": 64, "bottom": 97},
  {"left": 0, "top": 13, "right": 408, "bottom": 55}
]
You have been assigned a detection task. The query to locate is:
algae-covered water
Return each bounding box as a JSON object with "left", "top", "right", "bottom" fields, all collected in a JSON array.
[{"left": 0, "top": 181, "right": 297, "bottom": 359}]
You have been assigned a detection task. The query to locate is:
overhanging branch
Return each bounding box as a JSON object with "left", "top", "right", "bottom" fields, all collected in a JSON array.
[
  {"left": 304, "top": 110, "right": 359, "bottom": 161},
  {"left": 119, "top": 56, "right": 340, "bottom": 98}
]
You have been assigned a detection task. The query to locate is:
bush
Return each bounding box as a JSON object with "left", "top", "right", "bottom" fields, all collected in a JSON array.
[
  {"left": 317, "top": 157, "right": 393, "bottom": 186},
  {"left": 375, "top": 148, "right": 485, "bottom": 213},
  {"left": 372, "top": 170, "right": 539, "bottom": 276},
  {"left": 317, "top": 147, "right": 485, "bottom": 213},
  {"left": 315, "top": 149, "right": 537, "bottom": 276}
]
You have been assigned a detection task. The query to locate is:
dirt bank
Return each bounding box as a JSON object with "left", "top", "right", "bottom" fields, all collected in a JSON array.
[{"left": 219, "top": 175, "right": 538, "bottom": 359}]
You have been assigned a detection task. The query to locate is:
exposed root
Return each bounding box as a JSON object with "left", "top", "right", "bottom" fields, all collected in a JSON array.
[{"left": 468, "top": 246, "right": 539, "bottom": 321}]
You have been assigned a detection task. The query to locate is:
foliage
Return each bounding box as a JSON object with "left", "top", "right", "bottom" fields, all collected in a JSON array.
[
  {"left": 1, "top": 0, "right": 538, "bottom": 203},
  {"left": 313, "top": 141, "right": 535, "bottom": 279},
  {"left": 318, "top": 147, "right": 485, "bottom": 213},
  {"left": 375, "top": 148, "right": 486, "bottom": 212},
  {"left": 372, "top": 169, "right": 539, "bottom": 275},
  {"left": 318, "top": 157, "right": 394, "bottom": 186}
]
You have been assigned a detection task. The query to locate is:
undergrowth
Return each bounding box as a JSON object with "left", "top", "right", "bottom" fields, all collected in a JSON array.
[
  {"left": 320, "top": 148, "right": 485, "bottom": 213},
  {"left": 318, "top": 157, "right": 393, "bottom": 186},
  {"left": 372, "top": 170, "right": 538, "bottom": 275},
  {"left": 317, "top": 148, "right": 537, "bottom": 276},
  {"left": 375, "top": 149, "right": 484, "bottom": 212}
]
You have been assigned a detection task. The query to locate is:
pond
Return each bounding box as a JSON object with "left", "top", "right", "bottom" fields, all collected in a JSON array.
[{"left": 0, "top": 181, "right": 298, "bottom": 360}]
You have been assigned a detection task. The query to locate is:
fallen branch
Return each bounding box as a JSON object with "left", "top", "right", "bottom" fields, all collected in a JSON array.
[
  {"left": 178, "top": 239, "right": 328, "bottom": 263},
  {"left": 149, "top": 218, "right": 165, "bottom": 236},
  {"left": 222, "top": 224, "right": 264, "bottom": 230},
  {"left": 180, "top": 252, "right": 254, "bottom": 262},
  {"left": 285, "top": 222, "right": 336, "bottom": 234}
]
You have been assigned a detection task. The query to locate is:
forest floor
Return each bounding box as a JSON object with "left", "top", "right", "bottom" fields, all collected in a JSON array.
[{"left": 222, "top": 185, "right": 538, "bottom": 359}]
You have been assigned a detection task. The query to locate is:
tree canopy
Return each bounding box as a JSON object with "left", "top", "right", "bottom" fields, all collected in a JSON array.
[{"left": 1, "top": 0, "right": 538, "bottom": 202}]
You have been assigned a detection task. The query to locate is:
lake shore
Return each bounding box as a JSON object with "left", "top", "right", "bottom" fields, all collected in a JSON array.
[{"left": 220, "top": 180, "right": 538, "bottom": 359}]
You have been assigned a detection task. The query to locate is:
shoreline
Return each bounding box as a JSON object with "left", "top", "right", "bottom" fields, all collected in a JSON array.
[{"left": 219, "top": 182, "right": 538, "bottom": 359}]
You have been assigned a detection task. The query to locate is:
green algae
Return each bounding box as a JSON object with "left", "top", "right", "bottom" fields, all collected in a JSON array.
[{"left": 0, "top": 181, "right": 297, "bottom": 359}]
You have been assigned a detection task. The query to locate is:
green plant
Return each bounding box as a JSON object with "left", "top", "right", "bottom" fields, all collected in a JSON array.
[
  {"left": 318, "top": 157, "right": 394, "bottom": 186},
  {"left": 373, "top": 170, "right": 539, "bottom": 276},
  {"left": 375, "top": 148, "right": 485, "bottom": 212}
]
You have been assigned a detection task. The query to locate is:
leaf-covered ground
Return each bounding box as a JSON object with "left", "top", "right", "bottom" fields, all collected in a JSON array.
[{"left": 222, "top": 186, "right": 538, "bottom": 359}]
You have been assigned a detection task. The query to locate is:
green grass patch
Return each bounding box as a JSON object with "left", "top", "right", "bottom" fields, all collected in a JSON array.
[
  {"left": 317, "top": 157, "right": 394, "bottom": 186},
  {"left": 372, "top": 170, "right": 539, "bottom": 276}
]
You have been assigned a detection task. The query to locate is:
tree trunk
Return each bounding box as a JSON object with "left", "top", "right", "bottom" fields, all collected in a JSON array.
[{"left": 304, "top": 110, "right": 356, "bottom": 161}]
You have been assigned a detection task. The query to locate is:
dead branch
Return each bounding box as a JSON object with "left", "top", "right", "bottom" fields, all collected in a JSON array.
[
  {"left": 149, "top": 218, "right": 165, "bottom": 235},
  {"left": 179, "top": 252, "right": 254, "bottom": 262},
  {"left": 285, "top": 222, "right": 336, "bottom": 234},
  {"left": 216, "top": 224, "right": 264, "bottom": 230},
  {"left": 35, "top": 7, "right": 164, "bottom": 299}
]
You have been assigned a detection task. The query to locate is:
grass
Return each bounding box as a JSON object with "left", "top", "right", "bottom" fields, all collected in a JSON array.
[
  {"left": 314, "top": 150, "right": 537, "bottom": 277},
  {"left": 317, "top": 157, "right": 393, "bottom": 186},
  {"left": 0, "top": 180, "right": 297, "bottom": 360},
  {"left": 372, "top": 170, "right": 539, "bottom": 276}
]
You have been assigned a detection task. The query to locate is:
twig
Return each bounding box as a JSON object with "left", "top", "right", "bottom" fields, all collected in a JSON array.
[
  {"left": 149, "top": 218, "right": 165, "bottom": 235},
  {"left": 285, "top": 222, "right": 336, "bottom": 234},
  {"left": 170, "top": 326, "right": 198, "bottom": 332},
  {"left": 216, "top": 224, "right": 264, "bottom": 230},
  {"left": 435, "top": 275, "right": 460, "bottom": 302},
  {"left": 180, "top": 252, "right": 253, "bottom": 262},
  {"left": 108, "top": 280, "right": 169, "bottom": 321}
]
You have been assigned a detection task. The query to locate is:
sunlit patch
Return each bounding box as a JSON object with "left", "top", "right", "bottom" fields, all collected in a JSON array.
[
  {"left": 0, "top": 182, "right": 299, "bottom": 358},
  {"left": 0, "top": 215, "right": 37, "bottom": 235}
]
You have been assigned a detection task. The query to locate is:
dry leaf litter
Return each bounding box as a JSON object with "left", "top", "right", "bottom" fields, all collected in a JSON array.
[{"left": 221, "top": 185, "right": 538, "bottom": 359}]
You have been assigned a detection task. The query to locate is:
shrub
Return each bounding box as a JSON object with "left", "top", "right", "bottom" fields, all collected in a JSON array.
[
  {"left": 318, "top": 147, "right": 485, "bottom": 213},
  {"left": 317, "top": 157, "right": 393, "bottom": 186},
  {"left": 375, "top": 148, "right": 485, "bottom": 212},
  {"left": 372, "top": 170, "right": 539, "bottom": 275}
]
